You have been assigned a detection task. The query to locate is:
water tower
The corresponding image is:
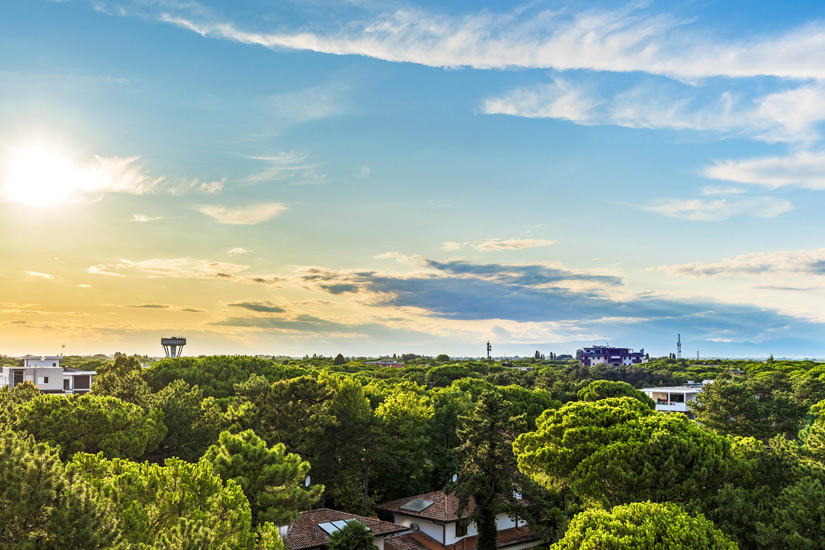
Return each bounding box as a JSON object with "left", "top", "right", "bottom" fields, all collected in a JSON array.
[{"left": 161, "top": 336, "right": 186, "bottom": 358}]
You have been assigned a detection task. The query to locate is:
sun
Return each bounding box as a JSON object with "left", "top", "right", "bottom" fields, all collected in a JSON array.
[{"left": 2, "top": 145, "right": 82, "bottom": 206}]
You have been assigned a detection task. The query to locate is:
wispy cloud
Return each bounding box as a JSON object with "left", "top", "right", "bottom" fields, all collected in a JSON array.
[
  {"left": 131, "top": 213, "right": 164, "bottom": 222},
  {"left": 266, "top": 81, "right": 349, "bottom": 123},
  {"left": 0, "top": 151, "right": 224, "bottom": 204},
  {"left": 23, "top": 271, "right": 55, "bottom": 280},
  {"left": 145, "top": 4, "right": 825, "bottom": 80},
  {"left": 228, "top": 301, "right": 285, "bottom": 313},
  {"left": 196, "top": 202, "right": 288, "bottom": 224},
  {"left": 705, "top": 150, "right": 825, "bottom": 190},
  {"left": 228, "top": 247, "right": 253, "bottom": 255},
  {"left": 242, "top": 152, "right": 326, "bottom": 186},
  {"left": 441, "top": 237, "right": 557, "bottom": 251},
  {"left": 89, "top": 258, "right": 251, "bottom": 279},
  {"left": 483, "top": 80, "right": 825, "bottom": 142},
  {"left": 653, "top": 248, "right": 825, "bottom": 278},
  {"left": 638, "top": 196, "right": 792, "bottom": 221},
  {"left": 475, "top": 238, "right": 557, "bottom": 251}
]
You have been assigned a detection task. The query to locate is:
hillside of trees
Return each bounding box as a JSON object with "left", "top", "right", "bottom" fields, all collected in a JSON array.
[{"left": 3, "top": 353, "right": 825, "bottom": 548}]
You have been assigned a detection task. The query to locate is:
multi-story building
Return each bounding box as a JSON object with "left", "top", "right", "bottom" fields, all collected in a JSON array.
[
  {"left": 641, "top": 381, "right": 712, "bottom": 414},
  {"left": 578, "top": 346, "right": 648, "bottom": 367},
  {"left": 0, "top": 355, "right": 95, "bottom": 394}
]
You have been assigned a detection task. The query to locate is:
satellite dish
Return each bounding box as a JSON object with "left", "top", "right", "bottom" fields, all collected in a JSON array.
[
  {"left": 305, "top": 476, "right": 311, "bottom": 487},
  {"left": 451, "top": 474, "right": 457, "bottom": 483}
]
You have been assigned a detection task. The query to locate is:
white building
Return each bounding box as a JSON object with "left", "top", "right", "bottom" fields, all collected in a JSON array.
[
  {"left": 0, "top": 355, "right": 95, "bottom": 394},
  {"left": 376, "top": 491, "right": 541, "bottom": 550},
  {"left": 641, "top": 381, "right": 712, "bottom": 413}
]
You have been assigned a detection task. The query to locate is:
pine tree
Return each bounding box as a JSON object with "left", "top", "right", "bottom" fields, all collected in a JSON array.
[
  {"left": 204, "top": 429, "right": 324, "bottom": 525},
  {"left": 451, "top": 391, "right": 526, "bottom": 550}
]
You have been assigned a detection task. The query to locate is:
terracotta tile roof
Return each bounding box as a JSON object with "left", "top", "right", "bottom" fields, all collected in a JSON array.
[
  {"left": 376, "top": 491, "right": 472, "bottom": 523},
  {"left": 287, "top": 508, "right": 407, "bottom": 550},
  {"left": 452, "top": 526, "right": 541, "bottom": 550},
  {"left": 386, "top": 532, "right": 446, "bottom": 550},
  {"left": 385, "top": 527, "right": 541, "bottom": 550},
  {"left": 376, "top": 491, "right": 529, "bottom": 524}
]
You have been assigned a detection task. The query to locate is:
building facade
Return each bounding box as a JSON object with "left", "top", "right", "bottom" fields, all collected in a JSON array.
[
  {"left": 641, "top": 381, "right": 711, "bottom": 414},
  {"left": 578, "top": 346, "right": 648, "bottom": 367},
  {"left": 0, "top": 355, "right": 95, "bottom": 394}
]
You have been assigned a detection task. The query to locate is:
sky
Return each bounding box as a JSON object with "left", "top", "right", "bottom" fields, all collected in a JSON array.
[{"left": 3, "top": 0, "right": 825, "bottom": 358}]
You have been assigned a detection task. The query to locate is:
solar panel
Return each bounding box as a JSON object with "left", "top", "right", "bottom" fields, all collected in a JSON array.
[
  {"left": 318, "top": 523, "right": 340, "bottom": 536},
  {"left": 318, "top": 519, "right": 371, "bottom": 536},
  {"left": 400, "top": 498, "right": 435, "bottom": 512}
]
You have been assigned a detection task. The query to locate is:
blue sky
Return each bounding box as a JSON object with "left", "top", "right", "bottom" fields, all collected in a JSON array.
[{"left": 2, "top": 0, "right": 825, "bottom": 358}]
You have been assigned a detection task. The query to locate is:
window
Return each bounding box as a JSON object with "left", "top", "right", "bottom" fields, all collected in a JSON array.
[
  {"left": 44, "top": 377, "right": 49, "bottom": 384},
  {"left": 456, "top": 522, "right": 468, "bottom": 537},
  {"left": 64, "top": 379, "right": 71, "bottom": 391}
]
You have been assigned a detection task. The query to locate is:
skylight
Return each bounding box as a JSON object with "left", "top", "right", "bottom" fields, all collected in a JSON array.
[{"left": 400, "top": 498, "right": 435, "bottom": 512}]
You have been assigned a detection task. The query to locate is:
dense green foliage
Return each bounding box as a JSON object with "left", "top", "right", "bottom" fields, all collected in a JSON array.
[
  {"left": 204, "top": 429, "right": 323, "bottom": 525},
  {"left": 146, "top": 356, "right": 309, "bottom": 399},
  {"left": 327, "top": 520, "right": 374, "bottom": 550},
  {"left": 15, "top": 394, "right": 165, "bottom": 459},
  {"left": 69, "top": 452, "right": 278, "bottom": 549},
  {"left": 7, "top": 353, "right": 825, "bottom": 549},
  {"left": 515, "top": 398, "right": 735, "bottom": 508},
  {"left": 576, "top": 380, "right": 656, "bottom": 408},
  {"left": 0, "top": 430, "right": 118, "bottom": 549},
  {"left": 552, "top": 501, "right": 738, "bottom": 549}
]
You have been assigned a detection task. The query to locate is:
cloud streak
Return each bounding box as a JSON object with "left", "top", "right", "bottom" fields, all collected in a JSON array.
[
  {"left": 638, "top": 196, "right": 792, "bottom": 221},
  {"left": 442, "top": 238, "right": 557, "bottom": 251},
  {"left": 705, "top": 150, "right": 825, "bottom": 190},
  {"left": 196, "top": 202, "right": 288, "bottom": 224},
  {"left": 146, "top": 4, "right": 825, "bottom": 80},
  {"left": 228, "top": 301, "right": 285, "bottom": 313},
  {"left": 483, "top": 80, "right": 825, "bottom": 142},
  {"left": 654, "top": 248, "right": 825, "bottom": 278}
]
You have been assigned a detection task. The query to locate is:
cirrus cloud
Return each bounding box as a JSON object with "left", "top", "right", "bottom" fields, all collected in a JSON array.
[{"left": 196, "top": 202, "right": 289, "bottom": 225}]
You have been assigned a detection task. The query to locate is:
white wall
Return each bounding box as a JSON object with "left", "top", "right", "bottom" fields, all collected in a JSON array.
[
  {"left": 392, "top": 515, "right": 445, "bottom": 544},
  {"left": 8, "top": 367, "right": 64, "bottom": 392},
  {"left": 23, "top": 357, "right": 61, "bottom": 368}
]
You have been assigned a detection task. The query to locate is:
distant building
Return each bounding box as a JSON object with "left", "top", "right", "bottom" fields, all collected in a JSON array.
[
  {"left": 0, "top": 355, "right": 95, "bottom": 394},
  {"left": 641, "top": 381, "right": 712, "bottom": 414},
  {"left": 365, "top": 360, "right": 404, "bottom": 369},
  {"left": 578, "top": 346, "right": 648, "bottom": 367}
]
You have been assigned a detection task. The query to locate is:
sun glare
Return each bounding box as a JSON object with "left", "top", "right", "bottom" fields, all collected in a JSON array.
[{"left": 2, "top": 146, "right": 81, "bottom": 206}]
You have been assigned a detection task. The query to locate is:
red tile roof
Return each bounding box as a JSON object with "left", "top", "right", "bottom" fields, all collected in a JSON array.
[
  {"left": 385, "top": 527, "right": 540, "bottom": 550},
  {"left": 452, "top": 526, "right": 541, "bottom": 550},
  {"left": 376, "top": 491, "right": 472, "bottom": 523},
  {"left": 287, "top": 508, "right": 407, "bottom": 550},
  {"left": 386, "top": 532, "right": 445, "bottom": 550},
  {"left": 376, "top": 491, "right": 528, "bottom": 524}
]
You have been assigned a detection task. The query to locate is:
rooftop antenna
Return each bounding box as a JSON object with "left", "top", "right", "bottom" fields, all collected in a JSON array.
[
  {"left": 161, "top": 336, "right": 186, "bottom": 358},
  {"left": 677, "top": 334, "right": 682, "bottom": 360},
  {"left": 60, "top": 344, "right": 65, "bottom": 357}
]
